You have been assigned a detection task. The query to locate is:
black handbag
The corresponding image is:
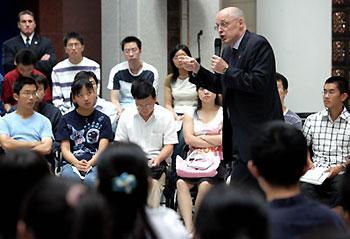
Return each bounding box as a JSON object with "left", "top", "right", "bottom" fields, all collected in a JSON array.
[{"left": 150, "top": 160, "right": 167, "bottom": 179}]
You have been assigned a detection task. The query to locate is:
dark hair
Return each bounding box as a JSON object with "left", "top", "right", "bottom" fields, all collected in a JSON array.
[
  {"left": 19, "top": 176, "right": 89, "bottom": 239},
  {"left": 121, "top": 36, "right": 141, "bottom": 51},
  {"left": 64, "top": 32, "right": 84, "bottom": 46},
  {"left": 33, "top": 74, "right": 48, "bottom": 90},
  {"left": 13, "top": 76, "right": 38, "bottom": 94},
  {"left": 276, "top": 72, "right": 288, "bottom": 90},
  {"left": 195, "top": 86, "right": 221, "bottom": 113},
  {"left": 131, "top": 79, "right": 156, "bottom": 100},
  {"left": 195, "top": 184, "right": 269, "bottom": 239},
  {"left": 71, "top": 192, "right": 112, "bottom": 239},
  {"left": 75, "top": 71, "right": 98, "bottom": 85},
  {"left": 251, "top": 121, "right": 307, "bottom": 186},
  {"left": 70, "top": 73, "right": 94, "bottom": 108},
  {"left": 325, "top": 76, "right": 349, "bottom": 94},
  {"left": 15, "top": 49, "right": 37, "bottom": 66},
  {"left": 0, "top": 149, "right": 49, "bottom": 238},
  {"left": 325, "top": 76, "right": 350, "bottom": 111},
  {"left": 18, "top": 10, "right": 35, "bottom": 22},
  {"left": 97, "top": 142, "right": 158, "bottom": 239},
  {"left": 169, "top": 44, "right": 192, "bottom": 83}
]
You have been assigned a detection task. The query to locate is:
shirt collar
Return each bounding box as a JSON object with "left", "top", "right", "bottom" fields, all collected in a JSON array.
[
  {"left": 20, "top": 32, "right": 34, "bottom": 45},
  {"left": 232, "top": 31, "right": 245, "bottom": 50},
  {"left": 322, "top": 107, "right": 350, "bottom": 122}
]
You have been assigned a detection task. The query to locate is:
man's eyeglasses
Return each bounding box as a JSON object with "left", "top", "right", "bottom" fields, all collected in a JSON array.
[
  {"left": 66, "top": 42, "right": 81, "bottom": 48},
  {"left": 21, "top": 91, "right": 38, "bottom": 97},
  {"left": 214, "top": 19, "right": 238, "bottom": 31},
  {"left": 124, "top": 48, "right": 138, "bottom": 54},
  {"left": 136, "top": 104, "right": 153, "bottom": 110}
]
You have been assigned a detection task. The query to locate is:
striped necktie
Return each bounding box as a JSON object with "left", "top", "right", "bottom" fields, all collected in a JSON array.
[{"left": 25, "top": 37, "right": 30, "bottom": 48}]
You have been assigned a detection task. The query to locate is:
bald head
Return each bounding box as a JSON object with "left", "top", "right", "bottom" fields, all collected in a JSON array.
[
  {"left": 219, "top": 7, "right": 245, "bottom": 22},
  {"left": 216, "top": 7, "right": 247, "bottom": 45}
]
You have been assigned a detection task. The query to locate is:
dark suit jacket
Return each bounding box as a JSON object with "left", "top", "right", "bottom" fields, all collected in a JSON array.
[
  {"left": 2, "top": 33, "right": 56, "bottom": 77},
  {"left": 190, "top": 30, "right": 283, "bottom": 164}
]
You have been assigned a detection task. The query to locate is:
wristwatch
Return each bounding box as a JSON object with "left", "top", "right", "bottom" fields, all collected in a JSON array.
[
  {"left": 341, "top": 163, "right": 347, "bottom": 171},
  {"left": 223, "top": 67, "right": 228, "bottom": 74}
]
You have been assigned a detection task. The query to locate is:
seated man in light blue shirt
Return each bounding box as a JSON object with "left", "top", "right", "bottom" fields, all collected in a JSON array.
[{"left": 0, "top": 76, "right": 53, "bottom": 155}]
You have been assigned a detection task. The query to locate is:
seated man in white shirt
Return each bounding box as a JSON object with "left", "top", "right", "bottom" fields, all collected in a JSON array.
[
  {"left": 0, "top": 76, "right": 53, "bottom": 155},
  {"left": 115, "top": 79, "right": 178, "bottom": 208}
]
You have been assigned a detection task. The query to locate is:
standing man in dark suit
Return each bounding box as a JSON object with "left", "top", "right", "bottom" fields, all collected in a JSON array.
[
  {"left": 2, "top": 10, "right": 56, "bottom": 79},
  {"left": 181, "top": 7, "right": 283, "bottom": 188}
]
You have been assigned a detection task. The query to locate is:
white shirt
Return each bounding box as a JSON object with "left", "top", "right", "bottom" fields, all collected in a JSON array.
[
  {"left": 146, "top": 207, "right": 189, "bottom": 239},
  {"left": 115, "top": 104, "right": 178, "bottom": 160}
]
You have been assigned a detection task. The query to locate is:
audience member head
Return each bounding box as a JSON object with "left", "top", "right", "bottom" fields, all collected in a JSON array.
[
  {"left": 71, "top": 73, "right": 95, "bottom": 109},
  {"left": 17, "top": 10, "right": 36, "bottom": 37},
  {"left": 33, "top": 74, "right": 48, "bottom": 104},
  {"left": 74, "top": 71, "right": 99, "bottom": 96},
  {"left": 70, "top": 191, "right": 112, "bottom": 239},
  {"left": 121, "top": 36, "right": 142, "bottom": 51},
  {"left": 249, "top": 121, "right": 307, "bottom": 189},
  {"left": 131, "top": 79, "right": 157, "bottom": 120},
  {"left": 18, "top": 176, "right": 90, "bottom": 239},
  {"left": 15, "top": 49, "right": 37, "bottom": 76},
  {"left": 196, "top": 85, "right": 221, "bottom": 112},
  {"left": 0, "top": 149, "right": 49, "bottom": 238},
  {"left": 64, "top": 32, "right": 84, "bottom": 46},
  {"left": 276, "top": 72, "right": 288, "bottom": 105},
  {"left": 121, "top": 36, "right": 142, "bottom": 63},
  {"left": 13, "top": 76, "right": 38, "bottom": 111},
  {"left": 64, "top": 32, "right": 85, "bottom": 62},
  {"left": 195, "top": 184, "right": 269, "bottom": 239},
  {"left": 324, "top": 76, "right": 349, "bottom": 111},
  {"left": 169, "top": 44, "right": 192, "bottom": 82},
  {"left": 97, "top": 142, "right": 157, "bottom": 239}
]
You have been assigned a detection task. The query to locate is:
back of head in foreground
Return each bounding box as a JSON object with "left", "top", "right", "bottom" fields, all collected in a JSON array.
[
  {"left": 18, "top": 176, "right": 93, "bottom": 239},
  {"left": 0, "top": 149, "right": 50, "bottom": 239},
  {"left": 195, "top": 184, "right": 269, "bottom": 239},
  {"left": 97, "top": 142, "right": 158, "bottom": 239},
  {"left": 250, "top": 121, "right": 307, "bottom": 187}
]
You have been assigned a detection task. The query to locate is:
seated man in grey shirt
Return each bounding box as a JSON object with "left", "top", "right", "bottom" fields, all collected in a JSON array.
[{"left": 276, "top": 72, "right": 302, "bottom": 130}]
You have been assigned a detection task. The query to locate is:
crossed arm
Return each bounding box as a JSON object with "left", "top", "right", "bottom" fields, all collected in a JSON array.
[{"left": 0, "top": 134, "right": 52, "bottom": 155}]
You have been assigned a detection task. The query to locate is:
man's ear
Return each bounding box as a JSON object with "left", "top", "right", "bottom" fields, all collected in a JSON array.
[
  {"left": 247, "top": 160, "right": 260, "bottom": 179},
  {"left": 13, "top": 93, "right": 19, "bottom": 101}
]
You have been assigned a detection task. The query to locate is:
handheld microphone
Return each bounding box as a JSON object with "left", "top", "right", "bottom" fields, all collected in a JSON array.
[{"left": 214, "top": 38, "right": 222, "bottom": 56}]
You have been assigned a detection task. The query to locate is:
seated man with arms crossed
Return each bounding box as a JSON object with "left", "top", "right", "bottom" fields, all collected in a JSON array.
[{"left": 0, "top": 76, "right": 53, "bottom": 155}]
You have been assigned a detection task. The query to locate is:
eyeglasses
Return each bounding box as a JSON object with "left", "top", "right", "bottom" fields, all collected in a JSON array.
[
  {"left": 136, "top": 104, "right": 153, "bottom": 110},
  {"left": 323, "top": 90, "right": 337, "bottom": 96},
  {"left": 214, "top": 19, "right": 238, "bottom": 31},
  {"left": 21, "top": 91, "right": 38, "bottom": 97},
  {"left": 66, "top": 42, "right": 81, "bottom": 48},
  {"left": 124, "top": 48, "right": 138, "bottom": 54}
]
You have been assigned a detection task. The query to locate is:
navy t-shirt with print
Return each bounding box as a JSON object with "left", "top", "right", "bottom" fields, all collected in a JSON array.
[{"left": 56, "top": 109, "right": 114, "bottom": 163}]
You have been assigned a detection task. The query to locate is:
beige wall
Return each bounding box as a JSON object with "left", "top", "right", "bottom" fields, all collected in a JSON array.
[{"left": 221, "top": 0, "right": 256, "bottom": 33}]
